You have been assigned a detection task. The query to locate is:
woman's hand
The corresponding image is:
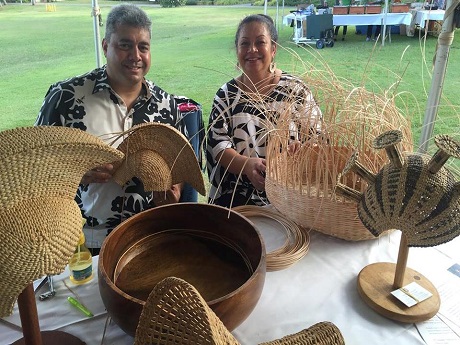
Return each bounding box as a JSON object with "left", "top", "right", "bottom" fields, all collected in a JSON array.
[
  {"left": 80, "top": 163, "right": 114, "bottom": 185},
  {"left": 153, "top": 183, "right": 183, "bottom": 206},
  {"left": 243, "top": 157, "right": 266, "bottom": 191},
  {"left": 287, "top": 141, "right": 302, "bottom": 155}
]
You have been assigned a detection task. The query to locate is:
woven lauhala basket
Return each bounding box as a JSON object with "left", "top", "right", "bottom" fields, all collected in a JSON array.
[
  {"left": 266, "top": 145, "right": 379, "bottom": 241},
  {"left": 265, "top": 84, "right": 413, "bottom": 241}
]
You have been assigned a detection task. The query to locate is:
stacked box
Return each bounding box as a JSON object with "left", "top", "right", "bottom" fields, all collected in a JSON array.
[
  {"left": 349, "top": 5, "right": 365, "bottom": 14},
  {"left": 365, "top": 5, "right": 382, "bottom": 13},
  {"left": 390, "top": 3, "right": 410, "bottom": 12},
  {"left": 333, "top": 5, "right": 349, "bottom": 14}
]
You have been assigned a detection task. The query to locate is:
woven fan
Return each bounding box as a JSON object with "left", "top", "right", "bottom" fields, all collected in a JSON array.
[
  {"left": 112, "top": 122, "right": 206, "bottom": 195},
  {"left": 336, "top": 130, "right": 460, "bottom": 323},
  {"left": 135, "top": 276, "right": 345, "bottom": 345},
  {"left": 0, "top": 125, "right": 124, "bottom": 343}
]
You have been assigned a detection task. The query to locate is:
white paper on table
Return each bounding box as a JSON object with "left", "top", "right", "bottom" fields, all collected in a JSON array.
[
  {"left": 416, "top": 315, "right": 460, "bottom": 345},
  {"left": 437, "top": 270, "right": 460, "bottom": 331}
]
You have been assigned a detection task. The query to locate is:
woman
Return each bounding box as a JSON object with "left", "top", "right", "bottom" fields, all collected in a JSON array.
[{"left": 206, "top": 14, "right": 322, "bottom": 208}]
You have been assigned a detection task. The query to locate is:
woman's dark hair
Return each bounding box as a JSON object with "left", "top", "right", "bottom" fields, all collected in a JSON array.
[
  {"left": 104, "top": 4, "right": 152, "bottom": 42},
  {"left": 234, "top": 14, "right": 278, "bottom": 47}
]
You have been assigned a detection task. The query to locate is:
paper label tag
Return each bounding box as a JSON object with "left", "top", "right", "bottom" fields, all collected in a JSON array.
[{"left": 391, "top": 281, "right": 433, "bottom": 308}]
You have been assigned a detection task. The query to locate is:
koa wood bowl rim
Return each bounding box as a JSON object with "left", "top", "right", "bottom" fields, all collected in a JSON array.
[{"left": 98, "top": 202, "right": 267, "bottom": 335}]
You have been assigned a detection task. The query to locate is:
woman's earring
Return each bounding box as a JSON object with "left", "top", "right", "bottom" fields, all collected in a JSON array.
[{"left": 269, "top": 61, "right": 276, "bottom": 73}]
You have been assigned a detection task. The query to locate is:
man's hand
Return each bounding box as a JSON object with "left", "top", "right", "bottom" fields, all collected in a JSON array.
[
  {"left": 153, "top": 183, "right": 183, "bottom": 206},
  {"left": 81, "top": 163, "right": 114, "bottom": 185}
]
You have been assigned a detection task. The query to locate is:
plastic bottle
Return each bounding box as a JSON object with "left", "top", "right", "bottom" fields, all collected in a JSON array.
[{"left": 69, "top": 231, "right": 93, "bottom": 285}]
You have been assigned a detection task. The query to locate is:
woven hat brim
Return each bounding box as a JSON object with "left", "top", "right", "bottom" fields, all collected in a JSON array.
[
  {"left": 0, "top": 126, "right": 125, "bottom": 317},
  {"left": 0, "top": 126, "right": 125, "bottom": 208},
  {"left": 112, "top": 123, "right": 206, "bottom": 195}
]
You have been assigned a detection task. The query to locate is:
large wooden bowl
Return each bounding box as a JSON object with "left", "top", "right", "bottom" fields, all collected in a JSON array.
[{"left": 98, "top": 203, "right": 266, "bottom": 337}]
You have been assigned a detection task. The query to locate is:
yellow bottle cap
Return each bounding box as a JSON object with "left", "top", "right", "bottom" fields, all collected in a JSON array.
[{"left": 78, "top": 232, "right": 86, "bottom": 245}]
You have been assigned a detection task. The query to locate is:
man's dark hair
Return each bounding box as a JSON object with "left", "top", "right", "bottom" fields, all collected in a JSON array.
[{"left": 104, "top": 4, "right": 152, "bottom": 42}]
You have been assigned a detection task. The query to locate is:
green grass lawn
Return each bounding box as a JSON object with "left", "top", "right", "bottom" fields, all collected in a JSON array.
[{"left": 1, "top": 2, "right": 459, "bottom": 149}]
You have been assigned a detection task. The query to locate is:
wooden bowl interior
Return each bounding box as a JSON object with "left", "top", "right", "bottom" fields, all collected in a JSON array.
[
  {"left": 113, "top": 230, "right": 254, "bottom": 302},
  {"left": 98, "top": 203, "right": 266, "bottom": 335}
]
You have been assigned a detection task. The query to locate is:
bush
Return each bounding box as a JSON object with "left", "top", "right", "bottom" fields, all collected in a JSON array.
[{"left": 159, "top": 0, "right": 186, "bottom": 7}]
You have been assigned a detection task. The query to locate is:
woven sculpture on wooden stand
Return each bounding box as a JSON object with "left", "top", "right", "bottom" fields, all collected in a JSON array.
[
  {"left": 336, "top": 130, "right": 460, "bottom": 247},
  {"left": 0, "top": 126, "right": 124, "bottom": 318},
  {"left": 112, "top": 122, "right": 206, "bottom": 195},
  {"left": 134, "top": 276, "right": 345, "bottom": 345},
  {"left": 334, "top": 130, "right": 459, "bottom": 323},
  {"left": 265, "top": 77, "right": 413, "bottom": 241}
]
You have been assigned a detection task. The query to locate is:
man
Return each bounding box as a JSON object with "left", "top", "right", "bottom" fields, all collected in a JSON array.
[{"left": 36, "top": 4, "right": 184, "bottom": 252}]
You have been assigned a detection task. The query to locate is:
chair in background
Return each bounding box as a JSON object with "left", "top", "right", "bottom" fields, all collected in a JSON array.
[{"left": 174, "top": 97, "right": 205, "bottom": 202}]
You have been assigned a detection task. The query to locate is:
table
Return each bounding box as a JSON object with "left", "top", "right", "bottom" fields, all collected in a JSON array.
[
  {"left": 283, "top": 13, "right": 413, "bottom": 44},
  {"left": 283, "top": 13, "right": 413, "bottom": 28},
  {"left": 2, "top": 212, "right": 460, "bottom": 344},
  {"left": 412, "top": 9, "right": 445, "bottom": 29}
]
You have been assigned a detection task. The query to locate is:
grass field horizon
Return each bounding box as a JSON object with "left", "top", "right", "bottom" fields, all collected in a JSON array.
[{"left": 1, "top": 2, "right": 459, "bottom": 154}]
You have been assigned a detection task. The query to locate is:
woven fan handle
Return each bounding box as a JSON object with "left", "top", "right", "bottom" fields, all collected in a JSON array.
[{"left": 17, "top": 284, "right": 42, "bottom": 345}]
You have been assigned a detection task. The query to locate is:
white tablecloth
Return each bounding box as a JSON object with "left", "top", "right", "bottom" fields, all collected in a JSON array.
[
  {"left": 2, "top": 213, "right": 460, "bottom": 345},
  {"left": 412, "top": 9, "right": 445, "bottom": 29},
  {"left": 283, "top": 13, "right": 413, "bottom": 27}
]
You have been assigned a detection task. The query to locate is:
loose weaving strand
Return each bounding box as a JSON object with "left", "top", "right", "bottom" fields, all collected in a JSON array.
[{"left": 233, "top": 206, "right": 310, "bottom": 271}]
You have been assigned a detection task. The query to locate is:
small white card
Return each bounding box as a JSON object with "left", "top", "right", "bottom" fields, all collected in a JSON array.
[{"left": 391, "top": 281, "right": 433, "bottom": 307}]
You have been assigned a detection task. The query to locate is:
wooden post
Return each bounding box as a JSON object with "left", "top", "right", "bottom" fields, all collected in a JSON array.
[
  {"left": 17, "top": 283, "right": 43, "bottom": 345},
  {"left": 393, "top": 233, "right": 409, "bottom": 289}
]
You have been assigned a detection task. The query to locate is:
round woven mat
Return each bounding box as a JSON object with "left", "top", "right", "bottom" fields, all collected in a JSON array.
[{"left": 233, "top": 205, "right": 310, "bottom": 271}]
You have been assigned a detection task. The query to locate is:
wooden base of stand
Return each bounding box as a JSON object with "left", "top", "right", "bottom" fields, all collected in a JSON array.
[
  {"left": 357, "top": 262, "right": 440, "bottom": 323},
  {"left": 12, "top": 330, "right": 86, "bottom": 345}
]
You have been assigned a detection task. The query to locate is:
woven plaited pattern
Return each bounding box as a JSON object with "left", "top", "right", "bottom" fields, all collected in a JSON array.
[
  {"left": 112, "top": 123, "right": 206, "bottom": 195},
  {"left": 265, "top": 82, "right": 413, "bottom": 242},
  {"left": 266, "top": 146, "right": 380, "bottom": 241},
  {"left": 358, "top": 152, "right": 460, "bottom": 247},
  {"left": 259, "top": 322, "right": 345, "bottom": 345},
  {"left": 0, "top": 126, "right": 124, "bottom": 317},
  {"left": 134, "top": 276, "right": 239, "bottom": 345}
]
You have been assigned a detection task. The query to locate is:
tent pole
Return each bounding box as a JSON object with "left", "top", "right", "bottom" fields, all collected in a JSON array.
[
  {"left": 418, "top": 0, "right": 458, "bottom": 153},
  {"left": 92, "top": 0, "right": 103, "bottom": 68},
  {"left": 381, "top": 0, "right": 389, "bottom": 46}
]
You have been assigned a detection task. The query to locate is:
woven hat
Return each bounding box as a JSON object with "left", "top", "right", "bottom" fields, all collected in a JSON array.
[
  {"left": 112, "top": 122, "right": 206, "bottom": 195},
  {"left": 260, "top": 322, "right": 345, "bottom": 345},
  {"left": 134, "top": 276, "right": 239, "bottom": 345},
  {"left": 135, "top": 276, "right": 346, "bottom": 345},
  {"left": 0, "top": 126, "right": 124, "bottom": 317},
  {"left": 337, "top": 130, "right": 460, "bottom": 247}
]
